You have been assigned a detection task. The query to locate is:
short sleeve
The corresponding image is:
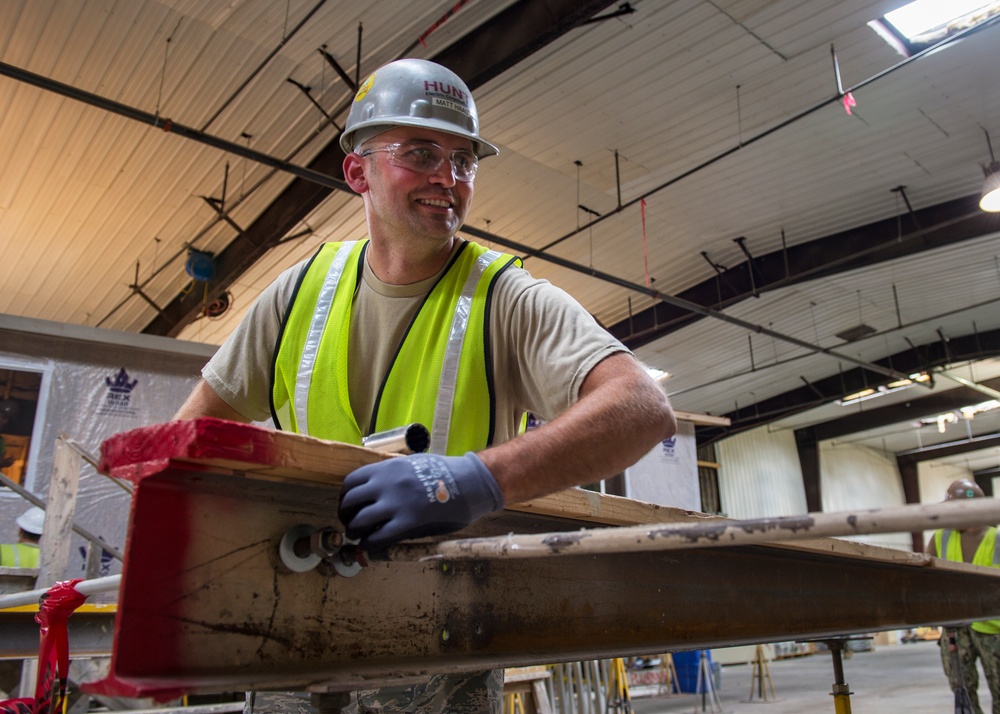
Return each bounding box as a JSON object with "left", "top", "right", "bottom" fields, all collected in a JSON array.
[{"left": 202, "top": 263, "right": 303, "bottom": 421}]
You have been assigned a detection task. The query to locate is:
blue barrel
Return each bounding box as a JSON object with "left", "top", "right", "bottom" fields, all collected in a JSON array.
[{"left": 672, "top": 650, "right": 714, "bottom": 693}]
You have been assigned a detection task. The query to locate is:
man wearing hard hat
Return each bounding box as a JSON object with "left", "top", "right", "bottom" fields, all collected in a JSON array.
[
  {"left": 176, "top": 57, "right": 675, "bottom": 713},
  {"left": 0, "top": 506, "right": 43, "bottom": 569},
  {"left": 926, "top": 479, "right": 1000, "bottom": 714}
]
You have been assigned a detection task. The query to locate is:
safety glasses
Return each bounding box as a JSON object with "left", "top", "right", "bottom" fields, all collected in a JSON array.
[{"left": 359, "top": 141, "right": 478, "bottom": 182}]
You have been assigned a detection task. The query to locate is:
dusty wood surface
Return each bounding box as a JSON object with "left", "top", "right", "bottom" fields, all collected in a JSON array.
[{"left": 36, "top": 438, "right": 82, "bottom": 588}]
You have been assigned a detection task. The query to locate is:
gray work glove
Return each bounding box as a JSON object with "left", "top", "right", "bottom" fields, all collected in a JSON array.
[{"left": 338, "top": 452, "right": 504, "bottom": 552}]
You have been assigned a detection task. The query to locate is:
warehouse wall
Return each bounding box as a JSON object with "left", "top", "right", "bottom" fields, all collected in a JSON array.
[
  {"left": 820, "top": 442, "right": 910, "bottom": 550},
  {"left": 716, "top": 428, "right": 807, "bottom": 518},
  {"left": 716, "top": 425, "right": 916, "bottom": 551},
  {"left": 918, "top": 460, "right": 974, "bottom": 503}
]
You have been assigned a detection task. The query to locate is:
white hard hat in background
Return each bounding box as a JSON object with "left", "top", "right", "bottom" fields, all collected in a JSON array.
[{"left": 15, "top": 506, "right": 45, "bottom": 535}]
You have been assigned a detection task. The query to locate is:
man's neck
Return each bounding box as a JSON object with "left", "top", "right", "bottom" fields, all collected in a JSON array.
[{"left": 366, "top": 236, "right": 458, "bottom": 285}]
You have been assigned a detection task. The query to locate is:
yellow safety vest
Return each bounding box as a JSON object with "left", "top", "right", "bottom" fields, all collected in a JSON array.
[
  {"left": 935, "top": 527, "right": 1000, "bottom": 634},
  {"left": 0, "top": 542, "right": 39, "bottom": 568},
  {"left": 272, "top": 239, "right": 521, "bottom": 455}
]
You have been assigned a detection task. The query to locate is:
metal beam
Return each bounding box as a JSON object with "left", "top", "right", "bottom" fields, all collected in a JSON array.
[
  {"left": 896, "top": 433, "right": 1000, "bottom": 465},
  {"left": 142, "top": 0, "right": 618, "bottom": 337},
  {"left": 799, "top": 376, "right": 1000, "bottom": 443},
  {"left": 697, "top": 327, "right": 1000, "bottom": 444},
  {"left": 0, "top": 610, "right": 116, "bottom": 659},
  {"left": 609, "top": 194, "right": 998, "bottom": 349},
  {"left": 80, "top": 420, "right": 1000, "bottom": 698}
]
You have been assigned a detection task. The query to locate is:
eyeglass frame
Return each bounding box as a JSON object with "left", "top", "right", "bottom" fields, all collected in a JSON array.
[{"left": 357, "top": 140, "right": 480, "bottom": 182}]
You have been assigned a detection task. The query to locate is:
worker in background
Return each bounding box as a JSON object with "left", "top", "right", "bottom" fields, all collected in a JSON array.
[
  {"left": 0, "top": 506, "right": 44, "bottom": 568},
  {"left": 175, "top": 58, "right": 675, "bottom": 714},
  {"left": 0, "top": 403, "right": 16, "bottom": 470},
  {"left": 926, "top": 479, "right": 1000, "bottom": 714}
]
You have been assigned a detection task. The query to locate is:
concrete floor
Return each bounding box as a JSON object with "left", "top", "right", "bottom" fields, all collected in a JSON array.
[{"left": 629, "top": 640, "right": 992, "bottom": 713}]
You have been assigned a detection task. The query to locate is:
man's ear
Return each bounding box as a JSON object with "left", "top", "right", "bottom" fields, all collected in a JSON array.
[{"left": 343, "top": 153, "right": 369, "bottom": 193}]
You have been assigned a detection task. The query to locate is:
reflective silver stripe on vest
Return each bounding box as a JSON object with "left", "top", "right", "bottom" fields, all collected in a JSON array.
[
  {"left": 940, "top": 529, "right": 952, "bottom": 557},
  {"left": 295, "top": 242, "right": 356, "bottom": 435},
  {"left": 429, "top": 249, "right": 500, "bottom": 455}
]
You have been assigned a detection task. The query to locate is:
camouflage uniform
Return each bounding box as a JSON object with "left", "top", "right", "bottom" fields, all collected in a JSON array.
[
  {"left": 940, "top": 626, "right": 1000, "bottom": 714},
  {"left": 244, "top": 670, "right": 502, "bottom": 713}
]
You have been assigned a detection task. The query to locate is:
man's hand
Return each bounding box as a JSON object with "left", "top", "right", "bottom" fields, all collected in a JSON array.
[{"left": 338, "top": 452, "right": 504, "bottom": 552}]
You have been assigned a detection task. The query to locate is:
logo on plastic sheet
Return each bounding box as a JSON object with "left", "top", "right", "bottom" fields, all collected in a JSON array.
[
  {"left": 79, "top": 544, "right": 114, "bottom": 576},
  {"left": 98, "top": 367, "right": 138, "bottom": 416},
  {"left": 660, "top": 436, "right": 679, "bottom": 463}
]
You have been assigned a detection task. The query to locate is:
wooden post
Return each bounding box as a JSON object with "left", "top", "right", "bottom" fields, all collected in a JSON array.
[{"left": 35, "top": 437, "right": 83, "bottom": 588}]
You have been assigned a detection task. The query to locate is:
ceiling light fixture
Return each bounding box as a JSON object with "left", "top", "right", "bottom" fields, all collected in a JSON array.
[
  {"left": 980, "top": 126, "right": 1000, "bottom": 212},
  {"left": 836, "top": 372, "right": 930, "bottom": 406}
]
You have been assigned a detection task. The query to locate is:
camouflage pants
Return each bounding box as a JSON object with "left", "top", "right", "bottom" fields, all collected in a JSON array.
[
  {"left": 939, "top": 627, "right": 1000, "bottom": 714},
  {"left": 244, "top": 670, "right": 502, "bottom": 713}
]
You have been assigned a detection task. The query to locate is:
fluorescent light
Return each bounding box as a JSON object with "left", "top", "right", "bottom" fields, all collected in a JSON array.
[
  {"left": 885, "top": 0, "right": 994, "bottom": 40},
  {"left": 645, "top": 366, "right": 670, "bottom": 381},
  {"left": 981, "top": 166, "right": 1000, "bottom": 211},
  {"left": 836, "top": 372, "right": 928, "bottom": 405}
]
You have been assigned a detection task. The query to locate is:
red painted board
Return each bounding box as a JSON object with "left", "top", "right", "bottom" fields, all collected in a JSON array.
[{"left": 99, "top": 418, "right": 392, "bottom": 484}]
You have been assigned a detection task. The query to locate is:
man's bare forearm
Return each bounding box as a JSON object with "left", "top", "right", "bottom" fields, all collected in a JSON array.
[
  {"left": 174, "top": 379, "right": 252, "bottom": 422},
  {"left": 479, "top": 352, "right": 675, "bottom": 505}
]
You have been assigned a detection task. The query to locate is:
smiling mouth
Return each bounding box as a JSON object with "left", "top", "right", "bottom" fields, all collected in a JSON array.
[{"left": 417, "top": 198, "right": 453, "bottom": 209}]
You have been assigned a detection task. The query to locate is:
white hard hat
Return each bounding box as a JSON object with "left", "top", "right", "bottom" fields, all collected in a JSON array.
[
  {"left": 340, "top": 58, "right": 499, "bottom": 158},
  {"left": 16, "top": 506, "right": 45, "bottom": 535}
]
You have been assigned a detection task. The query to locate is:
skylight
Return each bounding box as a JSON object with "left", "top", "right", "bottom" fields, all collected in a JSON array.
[
  {"left": 885, "top": 0, "right": 993, "bottom": 39},
  {"left": 870, "top": 0, "right": 1000, "bottom": 54}
]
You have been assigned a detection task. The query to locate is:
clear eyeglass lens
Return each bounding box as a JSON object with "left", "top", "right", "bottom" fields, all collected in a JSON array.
[{"left": 364, "top": 142, "right": 478, "bottom": 182}]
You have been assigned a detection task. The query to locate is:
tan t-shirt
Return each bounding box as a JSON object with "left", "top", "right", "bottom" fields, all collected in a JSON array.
[{"left": 204, "top": 241, "right": 628, "bottom": 445}]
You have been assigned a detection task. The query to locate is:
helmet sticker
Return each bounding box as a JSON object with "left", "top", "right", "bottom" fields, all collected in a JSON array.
[
  {"left": 354, "top": 73, "right": 375, "bottom": 103},
  {"left": 432, "top": 97, "right": 471, "bottom": 117}
]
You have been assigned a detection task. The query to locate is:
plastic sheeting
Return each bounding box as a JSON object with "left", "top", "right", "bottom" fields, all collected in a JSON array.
[
  {"left": 625, "top": 420, "right": 700, "bottom": 510},
  {"left": 0, "top": 316, "right": 214, "bottom": 583}
]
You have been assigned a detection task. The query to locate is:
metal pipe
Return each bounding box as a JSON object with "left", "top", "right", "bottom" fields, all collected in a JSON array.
[
  {"left": 935, "top": 369, "right": 1000, "bottom": 401},
  {"left": 531, "top": 14, "right": 1000, "bottom": 258},
  {"left": 381, "top": 497, "right": 1000, "bottom": 562},
  {"left": 0, "top": 60, "right": 351, "bottom": 195},
  {"left": 462, "top": 223, "right": 915, "bottom": 384},
  {"left": 361, "top": 423, "right": 430, "bottom": 454},
  {"left": 199, "top": 0, "right": 329, "bottom": 131},
  {"left": 0, "top": 472, "right": 124, "bottom": 562},
  {"left": 0, "top": 574, "right": 121, "bottom": 611}
]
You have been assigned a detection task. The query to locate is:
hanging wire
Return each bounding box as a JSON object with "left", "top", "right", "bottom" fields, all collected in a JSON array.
[
  {"left": 240, "top": 133, "right": 252, "bottom": 199},
  {"left": 736, "top": 84, "right": 743, "bottom": 147},
  {"left": 589, "top": 222, "right": 593, "bottom": 269},
  {"left": 319, "top": 47, "right": 328, "bottom": 133},
  {"left": 574, "top": 160, "right": 582, "bottom": 230},
  {"left": 809, "top": 301, "right": 820, "bottom": 344},
  {"left": 155, "top": 20, "right": 182, "bottom": 118}
]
